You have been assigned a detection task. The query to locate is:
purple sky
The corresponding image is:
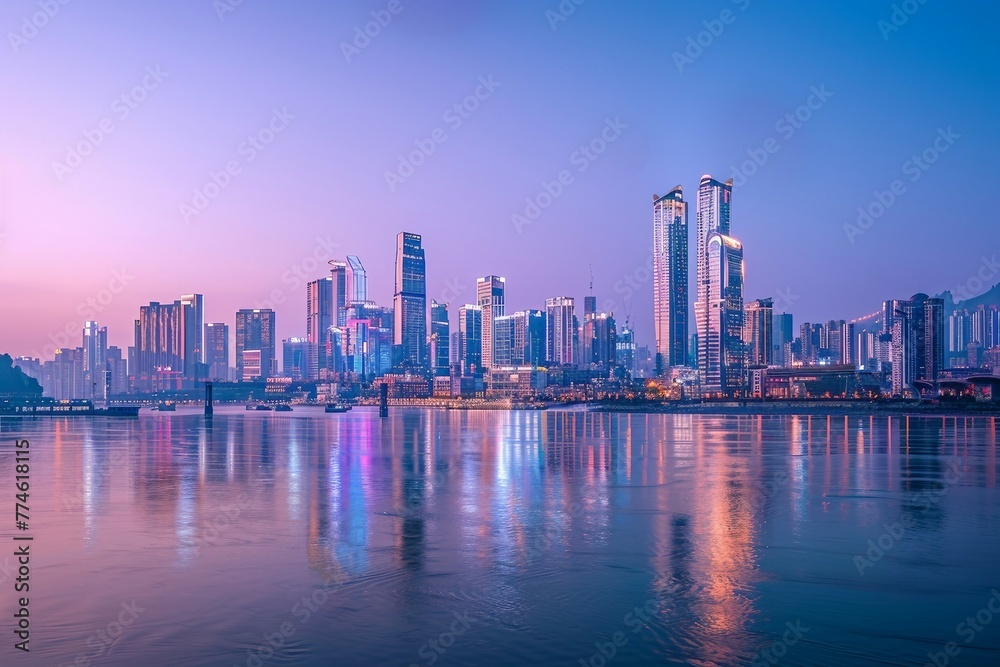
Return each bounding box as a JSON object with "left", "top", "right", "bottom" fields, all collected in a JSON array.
[{"left": 1, "top": 0, "right": 998, "bottom": 361}]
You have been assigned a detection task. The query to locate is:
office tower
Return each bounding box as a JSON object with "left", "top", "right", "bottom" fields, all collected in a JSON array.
[
  {"left": 695, "top": 175, "right": 733, "bottom": 383},
  {"left": 306, "top": 277, "right": 334, "bottom": 380},
  {"left": 135, "top": 302, "right": 183, "bottom": 377},
  {"left": 546, "top": 296, "right": 576, "bottom": 366},
  {"left": 344, "top": 303, "right": 394, "bottom": 378},
  {"left": 345, "top": 255, "right": 367, "bottom": 305},
  {"left": 890, "top": 294, "right": 945, "bottom": 395},
  {"left": 616, "top": 325, "right": 636, "bottom": 377},
  {"left": 591, "top": 312, "right": 617, "bottom": 370},
  {"left": 822, "top": 320, "right": 854, "bottom": 366},
  {"left": 179, "top": 294, "right": 205, "bottom": 378},
  {"left": 458, "top": 304, "right": 482, "bottom": 375},
  {"left": 82, "top": 321, "right": 108, "bottom": 400},
  {"left": 327, "top": 260, "right": 349, "bottom": 327},
  {"left": 477, "top": 275, "right": 505, "bottom": 368},
  {"left": 204, "top": 322, "right": 230, "bottom": 381},
  {"left": 493, "top": 314, "right": 515, "bottom": 367},
  {"left": 798, "top": 323, "right": 823, "bottom": 365},
  {"left": 282, "top": 338, "right": 309, "bottom": 380},
  {"left": 106, "top": 346, "right": 127, "bottom": 395},
  {"left": 236, "top": 309, "right": 276, "bottom": 381},
  {"left": 704, "top": 233, "right": 744, "bottom": 396},
  {"left": 653, "top": 186, "right": 689, "bottom": 373},
  {"left": 430, "top": 300, "right": 450, "bottom": 376},
  {"left": 449, "top": 331, "right": 463, "bottom": 374},
  {"left": 773, "top": 312, "right": 794, "bottom": 367},
  {"left": 393, "top": 232, "right": 427, "bottom": 370},
  {"left": 949, "top": 310, "right": 972, "bottom": 366},
  {"left": 744, "top": 299, "right": 773, "bottom": 367},
  {"left": 512, "top": 310, "right": 546, "bottom": 366}
]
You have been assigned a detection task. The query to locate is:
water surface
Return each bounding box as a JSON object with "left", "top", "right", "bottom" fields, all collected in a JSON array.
[{"left": 1, "top": 408, "right": 998, "bottom": 666}]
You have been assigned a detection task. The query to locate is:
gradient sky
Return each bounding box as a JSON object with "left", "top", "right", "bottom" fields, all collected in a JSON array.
[{"left": 1, "top": 0, "right": 998, "bottom": 361}]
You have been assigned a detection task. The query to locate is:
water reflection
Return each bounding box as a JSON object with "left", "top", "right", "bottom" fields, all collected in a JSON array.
[{"left": 2, "top": 409, "right": 997, "bottom": 666}]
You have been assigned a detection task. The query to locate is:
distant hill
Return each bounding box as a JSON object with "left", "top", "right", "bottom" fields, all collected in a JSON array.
[
  {"left": 0, "top": 354, "right": 43, "bottom": 396},
  {"left": 937, "top": 281, "right": 1000, "bottom": 313}
]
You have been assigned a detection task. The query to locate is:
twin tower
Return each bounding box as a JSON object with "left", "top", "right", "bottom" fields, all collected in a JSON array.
[{"left": 653, "top": 175, "right": 745, "bottom": 396}]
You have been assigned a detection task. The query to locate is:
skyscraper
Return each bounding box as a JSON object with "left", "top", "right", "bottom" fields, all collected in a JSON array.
[
  {"left": 704, "top": 233, "right": 744, "bottom": 396},
  {"left": 773, "top": 312, "right": 794, "bottom": 367},
  {"left": 346, "top": 255, "right": 368, "bottom": 305},
  {"left": 306, "top": 276, "right": 334, "bottom": 380},
  {"left": 204, "top": 322, "right": 229, "bottom": 381},
  {"left": 744, "top": 298, "right": 773, "bottom": 367},
  {"left": 179, "top": 293, "right": 205, "bottom": 378},
  {"left": 477, "top": 275, "right": 505, "bottom": 369},
  {"left": 282, "top": 338, "right": 309, "bottom": 380},
  {"left": 493, "top": 314, "right": 515, "bottom": 367},
  {"left": 135, "top": 301, "right": 183, "bottom": 378},
  {"left": 458, "top": 304, "right": 482, "bottom": 375},
  {"left": 546, "top": 296, "right": 576, "bottom": 366},
  {"left": 393, "top": 232, "right": 427, "bottom": 370},
  {"left": 889, "top": 293, "right": 945, "bottom": 395},
  {"left": 695, "top": 175, "right": 733, "bottom": 385},
  {"left": 430, "top": 300, "right": 450, "bottom": 377},
  {"left": 236, "top": 309, "right": 276, "bottom": 381},
  {"left": 327, "top": 260, "right": 349, "bottom": 327},
  {"left": 512, "top": 310, "right": 546, "bottom": 366},
  {"left": 653, "top": 186, "right": 688, "bottom": 373},
  {"left": 82, "top": 321, "right": 107, "bottom": 400}
]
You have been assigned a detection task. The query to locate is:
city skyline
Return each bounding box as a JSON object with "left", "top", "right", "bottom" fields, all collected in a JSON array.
[{"left": 2, "top": 1, "right": 997, "bottom": 359}]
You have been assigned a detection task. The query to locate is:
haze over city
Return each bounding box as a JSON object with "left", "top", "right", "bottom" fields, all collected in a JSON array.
[{"left": 1, "top": 0, "right": 998, "bottom": 359}]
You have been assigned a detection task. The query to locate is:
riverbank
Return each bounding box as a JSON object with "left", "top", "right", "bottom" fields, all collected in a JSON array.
[{"left": 592, "top": 399, "right": 1000, "bottom": 416}]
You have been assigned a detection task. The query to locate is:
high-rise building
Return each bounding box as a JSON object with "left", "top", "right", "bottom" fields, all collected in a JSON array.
[
  {"left": 179, "top": 294, "right": 205, "bottom": 377},
  {"left": 889, "top": 294, "right": 945, "bottom": 395},
  {"left": 345, "top": 255, "right": 367, "bottom": 306},
  {"left": 971, "top": 305, "right": 999, "bottom": 349},
  {"left": 204, "top": 322, "right": 229, "bottom": 381},
  {"left": 695, "top": 175, "right": 733, "bottom": 385},
  {"left": 328, "top": 260, "right": 348, "bottom": 328},
  {"left": 591, "top": 312, "right": 617, "bottom": 371},
  {"left": 306, "top": 277, "right": 334, "bottom": 380},
  {"left": 773, "top": 313, "right": 794, "bottom": 367},
  {"left": 704, "top": 233, "right": 744, "bottom": 396},
  {"left": 135, "top": 301, "right": 183, "bottom": 378},
  {"left": 493, "top": 314, "right": 515, "bottom": 367},
  {"left": 282, "top": 338, "right": 309, "bottom": 380},
  {"left": 458, "top": 304, "right": 482, "bottom": 375},
  {"left": 653, "top": 186, "right": 689, "bottom": 373},
  {"left": 393, "top": 232, "right": 427, "bottom": 370},
  {"left": 546, "top": 296, "right": 576, "bottom": 366},
  {"left": 616, "top": 325, "right": 636, "bottom": 377},
  {"left": 430, "top": 300, "right": 450, "bottom": 377},
  {"left": 82, "top": 321, "right": 108, "bottom": 400},
  {"left": 477, "top": 276, "right": 505, "bottom": 369},
  {"left": 512, "top": 310, "right": 546, "bottom": 366},
  {"left": 236, "top": 309, "right": 276, "bottom": 381},
  {"left": 744, "top": 299, "right": 773, "bottom": 367}
]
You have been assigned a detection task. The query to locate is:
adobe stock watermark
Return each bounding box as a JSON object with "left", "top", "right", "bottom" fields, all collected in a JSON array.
[
  {"left": 672, "top": 0, "right": 751, "bottom": 73},
  {"left": 7, "top": 0, "right": 72, "bottom": 54},
  {"left": 340, "top": 0, "right": 406, "bottom": 63},
  {"left": 576, "top": 598, "right": 664, "bottom": 667},
  {"left": 179, "top": 107, "right": 294, "bottom": 222},
  {"left": 878, "top": 0, "right": 928, "bottom": 41},
  {"left": 511, "top": 117, "right": 628, "bottom": 234},
  {"left": 922, "top": 589, "right": 1000, "bottom": 667},
  {"left": 250, "top": 236, "right": 340, "bottom": 311},
  {"left": 233, "top": 550, "right": 363, "bottom": 667},
  {"left": 52, "top": 65, "right": 168, "bottom": 182},
  {"left": 546, "top": 0, "right": 587, "bottom": 31},
  {"left": 729, "top": 85, "right": 834, "bottom": 188},
  {"left": 750, "top": 620, "right": 810, "bottom": 667},
  {"left": 844, "top": 126, "right": 960, "bottom": 244},
  {"left": 952, "top": 255, "right": 1000, "bottom": 302},
  {"left": 213, "top": 0, "right": 247, "bottom": 21},
  {"left": 29, "top": 268, "right": 134, "bottom": 361},
  {"left": 853, "top": 461, "right": 961, "bottom": 576},
  {"left": 55, "top": 600, "right": 144, "bottom": 667},
  {"left": 407, "top": 611, "right": 476, "bottom": 667},
  {"left": 384, "top": 75, "right": 501, "bottom": 192}
]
